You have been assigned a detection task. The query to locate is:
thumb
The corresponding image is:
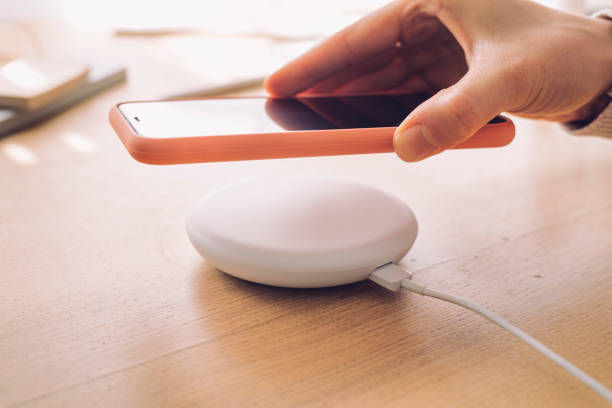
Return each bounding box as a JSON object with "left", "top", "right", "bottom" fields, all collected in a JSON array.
[{"left": 393, "top": 71, "right": 505, "bottom": 162}]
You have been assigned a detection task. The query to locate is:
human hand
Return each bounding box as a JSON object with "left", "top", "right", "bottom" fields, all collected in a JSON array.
[{"left": 265, "top": 0, "right": 612, "bottom": 161}]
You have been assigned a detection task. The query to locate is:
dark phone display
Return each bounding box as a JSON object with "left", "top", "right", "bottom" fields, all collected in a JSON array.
[
  {"left": 266, "top": 94, "right": 428, "bottom": 130},
  {"left": 119, "top": 95, "right": 504, "bottom": 139}
]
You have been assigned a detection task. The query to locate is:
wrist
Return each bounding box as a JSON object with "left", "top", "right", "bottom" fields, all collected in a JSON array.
[
  {"left": 594, "top": 12, "right": 612, "bottom": 92},
  {"left": 572, "top": 14, "right": 612, "bottom": 123}
]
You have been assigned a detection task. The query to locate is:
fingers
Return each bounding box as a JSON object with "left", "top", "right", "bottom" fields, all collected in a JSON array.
[
  {"left": 306, "top": 43, "right": 444, "bottom": 95},
  {"left": 265, "top": 1, "right": 404, "bottom": 96},
  {"left": 304, "top": 48, "right": 400, "bottom": 95},
  {"left": 393, "top": 69, "right": 505, "bottom": 161},
  {"left": 334, "top": 57, "right": 415, "bottom": 94}
]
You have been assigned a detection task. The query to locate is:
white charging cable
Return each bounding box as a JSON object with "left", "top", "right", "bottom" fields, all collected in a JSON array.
[{"left": 369, "top": 263, "right": 612, "bottom": 405}]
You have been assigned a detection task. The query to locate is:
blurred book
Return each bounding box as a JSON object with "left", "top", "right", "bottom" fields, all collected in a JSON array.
[
  {"left": 0, "top": 64, "right": 126, "bottom": 137},
  {"left": 0, "top": 57, "right": 90, "bottom": 110}
]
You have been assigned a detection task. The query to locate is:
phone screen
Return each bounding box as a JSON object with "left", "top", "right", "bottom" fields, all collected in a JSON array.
[
  {"left": 119, "top": 95, "right": 503, "bottom": 139},
  {"left": 118, "top": 95, "right": 430, "bottom": 139}
]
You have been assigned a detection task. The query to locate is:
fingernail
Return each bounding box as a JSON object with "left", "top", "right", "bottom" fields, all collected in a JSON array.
[{"left": 394, "top": 125, "right": 436, "bottom": 162}]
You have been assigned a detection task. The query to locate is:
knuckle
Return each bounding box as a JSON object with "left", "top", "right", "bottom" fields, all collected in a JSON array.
[
  {"left": 429, "top": 89, "right": 481, "bottom": 147},
  {"left": 448, "top": 93, "right": 478, "bottom": 130}
]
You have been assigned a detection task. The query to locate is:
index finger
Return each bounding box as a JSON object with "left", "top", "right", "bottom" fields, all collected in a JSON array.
[{"left": 265, "top": 1, "right": 405, "bottom": 96}]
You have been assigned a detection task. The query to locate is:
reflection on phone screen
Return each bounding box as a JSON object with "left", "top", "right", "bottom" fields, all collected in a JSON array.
[
  {"left": 119, "top": 94, "right": 504, "bottom": 138},
  {"left": 266, "top": 95, "right": 428, "bottom": 130}
]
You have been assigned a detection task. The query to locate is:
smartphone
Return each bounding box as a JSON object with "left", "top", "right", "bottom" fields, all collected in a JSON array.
[{"left": 109, "top": 94, "right": 515, "bottom": 165}]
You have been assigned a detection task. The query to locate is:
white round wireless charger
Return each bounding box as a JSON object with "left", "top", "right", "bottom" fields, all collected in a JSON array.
[{"left": 186, "top": 176, "right": 418, "bottom": 288}]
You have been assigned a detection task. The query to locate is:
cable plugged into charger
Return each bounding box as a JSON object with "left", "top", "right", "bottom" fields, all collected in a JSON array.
[{"left": 369, "top": 263, "right": 612, "bottom": 406}]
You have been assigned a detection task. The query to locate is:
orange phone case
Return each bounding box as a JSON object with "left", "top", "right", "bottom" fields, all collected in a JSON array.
[{"left": 109, "top": 97, "right": 515, "bottom": 165}]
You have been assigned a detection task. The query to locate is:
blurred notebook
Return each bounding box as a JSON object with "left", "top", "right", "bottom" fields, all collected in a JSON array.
[
  {"left": 0, "top": 58, "right": 90, "bottom": 110},
  {"left": 0, "top": 64, "right": 126, "bottom": 137}
]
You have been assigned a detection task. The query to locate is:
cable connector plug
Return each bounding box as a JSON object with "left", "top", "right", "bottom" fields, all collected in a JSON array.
[{"left": 369, "top": 262, "right": 412, "bottom": 292}]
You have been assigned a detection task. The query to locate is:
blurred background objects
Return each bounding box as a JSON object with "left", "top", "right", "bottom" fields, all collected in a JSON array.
[{"left": 0, "top": 0, "right": 611, "bottom": 137}]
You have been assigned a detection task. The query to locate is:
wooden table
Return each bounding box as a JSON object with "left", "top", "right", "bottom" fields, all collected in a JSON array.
[{"left": 1, "top": 23, "right": 611, "bottom": 408}]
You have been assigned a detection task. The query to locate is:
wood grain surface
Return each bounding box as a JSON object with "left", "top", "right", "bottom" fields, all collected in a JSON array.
[{"left": 0, "top": 23, "right": 611, "bottom": 408}]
